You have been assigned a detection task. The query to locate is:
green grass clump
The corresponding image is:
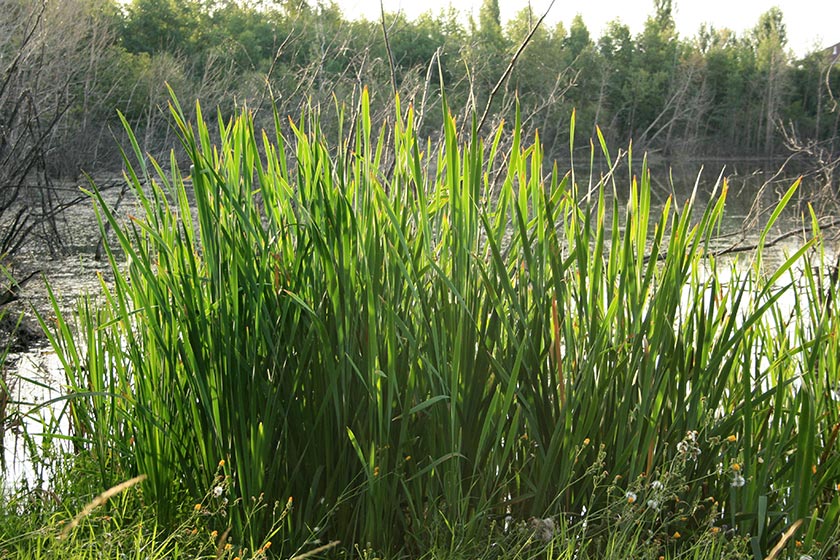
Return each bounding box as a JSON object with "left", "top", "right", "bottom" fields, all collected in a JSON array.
[
  {"left": 0, "top": 451, "right": 291, "bottom": 559},
  {"left": 32, "top": 88, "right": 840, "bottom": 558}
]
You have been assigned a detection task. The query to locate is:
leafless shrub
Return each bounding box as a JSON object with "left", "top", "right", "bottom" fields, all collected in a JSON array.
[
  {"left": 0, "top": 0, "right": 115, "bottom": 257},
  {"left": 779, "top": 120, "right": 840, "bottom": 215}
]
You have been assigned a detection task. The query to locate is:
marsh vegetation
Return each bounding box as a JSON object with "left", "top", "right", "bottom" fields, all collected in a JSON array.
[{"left": 1, "top": 0, "right": 840, "bottom": 558}]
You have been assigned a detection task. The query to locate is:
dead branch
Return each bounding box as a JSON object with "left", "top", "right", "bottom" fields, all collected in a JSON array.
[
  {"left": 379, "top": 0, "right": 398, "bottom": 98},
  {"left": 476, "top": 0, "right": 557, "bottom": 133}
]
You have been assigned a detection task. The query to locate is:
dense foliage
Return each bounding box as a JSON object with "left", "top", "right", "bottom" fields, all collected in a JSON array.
[{"left": 2, "top": 0, "right": 839, "bottom": 174}]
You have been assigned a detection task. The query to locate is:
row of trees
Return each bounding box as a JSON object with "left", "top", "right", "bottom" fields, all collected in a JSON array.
[
  {"left": 113, "top": 0, "right": 840, "bottom": 155},
  {"left": 1, "top": 0, "right": 839, "bottom": 256},
  {"left": 5, "top": 0, "right": 840, "bottom": 167}
]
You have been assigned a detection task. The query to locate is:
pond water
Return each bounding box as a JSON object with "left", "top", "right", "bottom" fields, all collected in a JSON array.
[{"left": 1, "top": 159, "right": 838, "bottom": 491}]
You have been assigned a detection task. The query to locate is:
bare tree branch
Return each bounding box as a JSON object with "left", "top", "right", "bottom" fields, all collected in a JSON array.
[
  {"left": 380, "top": 0, "right": 398, "bottom": 98},
  {"left": 476, "top": 0, "right": 556, "bottom": 133}
]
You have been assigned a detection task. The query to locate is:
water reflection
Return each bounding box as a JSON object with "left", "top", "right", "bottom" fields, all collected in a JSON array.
[{"left": 3, "top": 347, "right": 69, "bottom": 491}]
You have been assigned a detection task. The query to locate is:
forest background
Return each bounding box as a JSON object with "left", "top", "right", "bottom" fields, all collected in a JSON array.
[{"left": 2, "top": 0, "right": 840, "bottom": 260}]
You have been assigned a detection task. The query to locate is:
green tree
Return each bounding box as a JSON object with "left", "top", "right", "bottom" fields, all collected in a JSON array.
[
  {"left": 385, "top": 11, "right": 448, "bottom": 82},
  {"left": 505, "top": 6, "right": 561, "bottom": 100},
  {"left": 751, "top": 7, "right": 789, "bottom": 155},
  {"left": 626, "top": 0, "right": 681, "bottom": 143},
  {"left": 121, "top": 0, "right": 204, "bottom": 56},
  {"left": 564, "top": 14, "right": 592, "bottom": 61},
  {"left": 478, "top": 0, "right": 503, "bottom": 49},
  {"left": 597, "top": 19, "right": 634, "bottom": 141},
  {"left": 562, "top": 15, "right": 603, "bottom": 146},
  {"left": 785, "top": 50, "right": 840, "bottom": 146},
  {"left": 503, "top": 7, "right": 572, "bottom": 156},
  {"left": 462, "top": 0, "right": 508, "bottom": 112},
  {"left": 202, "top": 1, "right": 278, "bottom": 72},
  {"left": 692, "top": 26, "right": 753, "bottom": 152}
]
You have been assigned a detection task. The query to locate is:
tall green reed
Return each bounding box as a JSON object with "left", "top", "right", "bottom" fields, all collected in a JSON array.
[{"left": 39, "top": 89, "right": 840, "bottom": 556}]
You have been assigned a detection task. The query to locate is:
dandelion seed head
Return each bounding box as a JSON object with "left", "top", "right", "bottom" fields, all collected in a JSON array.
[
  {"left": 625, "top": 491, "right": 637, "bottom": 504},
  {"left": 528, "top": 517, "right": 556, "bottom": 542},
  {"left": 731, "top": 473, "right": 746, "bottom": 488}
]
